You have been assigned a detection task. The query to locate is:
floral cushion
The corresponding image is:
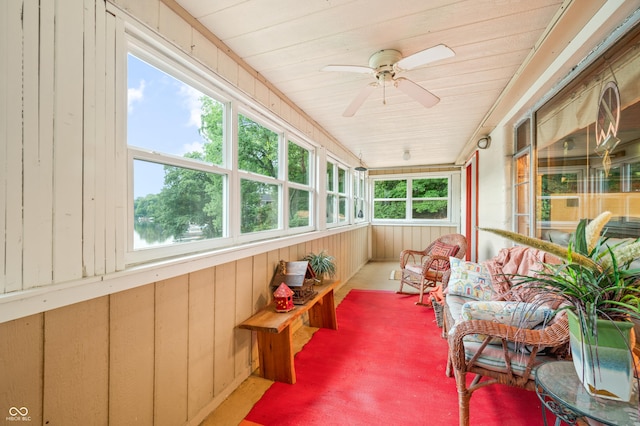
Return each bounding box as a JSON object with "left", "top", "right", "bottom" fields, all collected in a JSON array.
[
  {"left": 459, "top": 300, "right": 554, "bottom": 343},
  {"left": 445, "top": 258, "right": 495, "bottom": 301}
]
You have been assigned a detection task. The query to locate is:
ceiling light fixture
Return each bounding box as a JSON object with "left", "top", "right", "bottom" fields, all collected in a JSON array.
[
  {"left": 355, "top": 152, "right": 367, "bottom": 171},
  {"left": 403, "top": 150, "right": 411, "bottom": 161}
]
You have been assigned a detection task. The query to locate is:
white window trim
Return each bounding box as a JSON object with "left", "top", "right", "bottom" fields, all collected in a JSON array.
[{"left": 371, "top": 172, "right": 461, "bottom": 226}]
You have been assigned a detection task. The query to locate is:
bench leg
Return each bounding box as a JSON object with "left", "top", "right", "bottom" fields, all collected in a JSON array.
[
  {"left": 256, "top": 326, "right": 295, "bottom": 384},
  {"left": 308, "top": 289, "right": 338, "bottom": 330}
]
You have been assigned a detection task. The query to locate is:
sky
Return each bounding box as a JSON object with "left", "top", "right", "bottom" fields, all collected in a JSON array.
[{"left": 127, "top": 54, "right": 209, "bottom": 198}]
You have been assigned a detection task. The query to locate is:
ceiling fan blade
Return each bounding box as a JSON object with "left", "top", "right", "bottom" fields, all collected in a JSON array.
[
  {"left": 394, "top": 77, "right": 440, "bottom": 108},
  {"left": 343, "top": 83, "right": 378, "bottom": 117},
  {"left": 395, "top": 44, "right": 454, "bottom": 71},
  {"left": 321, "top": 65, "right": 374, "bottom": 74}
]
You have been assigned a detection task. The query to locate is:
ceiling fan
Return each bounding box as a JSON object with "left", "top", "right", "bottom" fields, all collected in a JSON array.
[{"left": 322, "top": 44, "right": 454, "bottom": 117}]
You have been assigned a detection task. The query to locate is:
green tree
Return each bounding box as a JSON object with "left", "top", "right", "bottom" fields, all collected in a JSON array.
[
  {"left": 374, "top": 180, "right": 407, "bottom": 219},
  {"left": 412, "top": 178, "right": 448, "bottom": 218},
  {"left": 237, "top": 114, "right": 280, "bottom": 233}
]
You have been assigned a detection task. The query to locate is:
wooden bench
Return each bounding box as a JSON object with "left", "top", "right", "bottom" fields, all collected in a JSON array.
[{"left": 238, "top": 280, "right": 340, "bottom": 384}]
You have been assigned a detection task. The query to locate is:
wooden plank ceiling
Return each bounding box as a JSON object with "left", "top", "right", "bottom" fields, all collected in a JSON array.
[{"left": 170, "top": 0, "right": 621, "bottom": 169}]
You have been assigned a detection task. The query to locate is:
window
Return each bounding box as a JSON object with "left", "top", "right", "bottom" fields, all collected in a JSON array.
[
  {"left": 372, "top": 175, "right": 454, "bottom": 222},
  {"left": 237, "top": 114, "right": 281, "bottom": 234},
  {"left": 287, "top": 140, "right": 313, "bottom": 228},
  {"left": 337, "top": 167, "right": 348, "bottom": 223},
  {"left": 353, "top": 170, "right": 366, "bottom": 221},
  {"left": 128, "top": 53, "right": 229, "bottom": 252},
  {"left": 325, "top": 160, "right": 339, "bottom": 224},
  {"left": 126, "top": 42, "right": 326, "bottom": 263},
  {"left": 325, "top": 159, "right": 352, "bottom": 225},
  {"left": 532, "top": 25, "right": 640, "bottom": 240},
  {"left": 514, "top": 119, "right": 532, "bottom": 236}
]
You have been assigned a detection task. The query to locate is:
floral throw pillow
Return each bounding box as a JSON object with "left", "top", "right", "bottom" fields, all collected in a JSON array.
[{"left": 445, "top": 257, "right": 495, "bottom": 301}]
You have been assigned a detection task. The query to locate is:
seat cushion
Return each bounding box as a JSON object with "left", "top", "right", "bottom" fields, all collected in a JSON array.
[
  {"left": 405, "top": 264, "right": 445, "bottom": 282},
  {"left": 463, "top": 341, "right": 554, "bottom": 379}
]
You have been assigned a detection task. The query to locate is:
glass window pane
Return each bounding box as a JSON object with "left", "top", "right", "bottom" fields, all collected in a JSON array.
[
  {"left": 240, "top": 179, "right": 279, "bottom": 233},
  {"left": 412, "top": 200, "right": 447, "bottom": 219},
  {"left": 631, "top": 162, "right": 640, "bottom": 192},
  {"left": 326, "top": 194, "right": 336, "bottom": 223},
  {"left": 288, "top": 141, "right": 310, "bottom": 185},
  {"left": 289, "top": 188, "right": 310, "bottom": 228},
  {"left": 339, "top": 196, "right": 347, "bottom": 222},
  {"left": 516, "top": 119, "right": 530, "bottom": 151},
  {"left": 338, "top": 168, "right": 346, "bottom": 193},
  {"left": 128, "top": 54, "right": 224, "bottom": 166},
  {"left": 373, "top": 200, "right": 406, "bottom": 219},
  {"left": 238, "top": 115, "right": 278, "bottom": 178},
  {"left": 326, "top": 163, "right": 334, "bottom": 191},
  {"left": 374, "top": 180, "right": 406, "bottom": 198},
  {"left": 516, "top": 183, "right": 529, "bottom": 215},
  {"left": 133, "top": 160, "right": 224, "bottom": 249},
  {"left": 516, "top": 155, "right": 529, "bottom": 184},
  {"left": 412, "top": 178, "right": 448, "bottom": 198},
  {"left": 516, "top": 214, "right": 529, "bottom": 236}
]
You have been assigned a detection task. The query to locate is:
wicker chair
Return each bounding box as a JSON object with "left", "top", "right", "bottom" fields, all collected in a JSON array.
[
  {"left": 398, "top": 234, "right": 467, "bottom": 305},
  {"left": 442, "top": 248, "right": 570, "bottom": 426}
]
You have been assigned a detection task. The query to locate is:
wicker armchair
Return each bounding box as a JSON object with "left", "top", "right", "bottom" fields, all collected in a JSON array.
[
  {"left": 442, "top": 247, "right": 571, "bottom": 426},
  {"left": 398, "top": 234, "right": 467, "bottom": 305}
]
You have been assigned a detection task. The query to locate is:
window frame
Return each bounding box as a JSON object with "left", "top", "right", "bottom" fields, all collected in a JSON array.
[
  {"left": 124, "top": 33, "right": 322, "bottom": 265},
  {"left": 371, "top": 172, "right": 460, "bottom": 225}
]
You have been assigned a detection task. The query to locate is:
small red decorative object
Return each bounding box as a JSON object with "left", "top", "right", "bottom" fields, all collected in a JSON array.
[{"left": 274, "top": 283, "right": 295, "bottom": 312}]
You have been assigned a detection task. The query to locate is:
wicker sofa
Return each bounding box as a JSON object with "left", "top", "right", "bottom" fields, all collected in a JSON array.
[{"left": 442, "top": 246, "right": 570, "bottom": 426}]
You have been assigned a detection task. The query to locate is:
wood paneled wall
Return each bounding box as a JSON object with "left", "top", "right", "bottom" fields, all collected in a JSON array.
[
  {"left": 371, "top": 225, "right": 459, "bottom": 260},
  {"left": 0, "top": 227, "right": 369, "bottom": 426}
]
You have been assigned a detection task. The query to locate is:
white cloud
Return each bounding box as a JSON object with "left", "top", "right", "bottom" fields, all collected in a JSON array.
[
  {"left": 182, "top": 141, "right": 205, "bottom": 155},
  {"left": 128, "top": 80, "right": 145, "bottom": 113},
  {"left": 178, "top": 84, "right": 204, "bottom": 128}
]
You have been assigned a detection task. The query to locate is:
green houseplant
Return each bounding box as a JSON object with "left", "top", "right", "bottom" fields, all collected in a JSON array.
[
  {"left": 302, "top": 250, "right": 336, "bottom": 285},
  {"left": 480, "top": 211, "right": 640, "bottom": 401}
]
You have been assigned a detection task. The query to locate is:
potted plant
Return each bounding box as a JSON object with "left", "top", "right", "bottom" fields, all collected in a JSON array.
[
  {"left": 480, "top": 211, "right": 640, "bottom": 401},
  {"left": 302, "top": 250, "right": 336, "bottom": 285}
]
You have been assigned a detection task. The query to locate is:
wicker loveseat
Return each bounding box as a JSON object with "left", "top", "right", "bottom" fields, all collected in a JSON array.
[{"left": 442, "top": 246, "right": 570, "bottom": 426}]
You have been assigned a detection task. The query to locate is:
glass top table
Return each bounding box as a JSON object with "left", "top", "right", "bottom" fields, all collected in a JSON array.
[{"left": 535, "top": 361, "right": 640, "bottom": 426}]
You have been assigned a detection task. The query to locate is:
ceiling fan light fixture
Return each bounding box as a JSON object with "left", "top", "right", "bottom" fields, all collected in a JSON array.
[{"left": 323, "top": 44, "right": 455, "bottom": 117}]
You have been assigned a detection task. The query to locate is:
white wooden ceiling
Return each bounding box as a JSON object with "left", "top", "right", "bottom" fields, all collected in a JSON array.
[{"left": 171, "top": 0, "right": 635, "bottom": 169}]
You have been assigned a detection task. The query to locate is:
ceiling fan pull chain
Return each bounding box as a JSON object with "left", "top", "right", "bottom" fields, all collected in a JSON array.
[{"left": 383, "top": 79, "right": 386, "bottom": 105}]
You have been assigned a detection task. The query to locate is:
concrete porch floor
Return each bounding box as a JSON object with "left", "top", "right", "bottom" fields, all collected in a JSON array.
[{"left": 199, "top": 260, "right": 422, "bottom": 426}]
